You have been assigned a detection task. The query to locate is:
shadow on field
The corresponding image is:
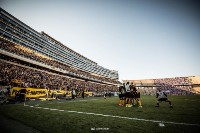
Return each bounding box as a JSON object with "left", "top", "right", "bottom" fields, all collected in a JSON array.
[{"left": 0, "top": 115, "right": 40, "bottom": 133}]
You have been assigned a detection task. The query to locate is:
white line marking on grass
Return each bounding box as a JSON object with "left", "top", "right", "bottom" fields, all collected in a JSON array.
[
  {"left": 111, "top": 116, "right": 120, "bottom": 118},
  {"left": 26, "top": 105, "right": 200, "bottom": 127},
  {"left": 50, "top": 109, "right": 58, "bottom": 111},
  {"left": 93, "top": 114, "right": 104, "bottom": 116},
  {"left": 85, "top": 113, "right": 95, "bottom": 115},
  {"left": 102, "top": 115, "right": 111, "bottom": 117},
  {"left": 76, "top": 112, "right": 84, "bottom": 114},
  {"left": 43, "top": 108, "right": 50, "bottom": 110},
  {"left": 67, "top": 111, "right": 77, "bottom": 113},
  {"left": 127, "top": 118, "right": 135, "bottom": 120}
]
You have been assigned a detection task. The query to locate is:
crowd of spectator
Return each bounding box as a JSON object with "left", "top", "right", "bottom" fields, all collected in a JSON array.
[
  {"left": 0, "top": 60, "right": 118, "bottom": 93},
  {"left": 154, "top": 77, "right": 194, "bottom": 95},
  {"left": 0, "top": 40, "right": 119, "bottom": 84},
  {"left": 126, "top": 77, "right": 195, "bottom": 96},
  {"left": 154, "top": 77, "right": 192, "bottom": 86},
  {"left": 136, "top": 86, "right": 194, "bottom": 96},
  {"left": 0, "top": 57, "right": 196, "bottom": 96},
  {"left": 137, "top": 87, "right": 157, "bottom": 96},
  {"left": 0, "top": 40, "right": 196, "bottom": 96}
]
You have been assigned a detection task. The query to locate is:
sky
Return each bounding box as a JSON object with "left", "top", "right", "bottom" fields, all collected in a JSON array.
[{"left": 1, "top": 0, "right": 200, "bottom": 81}]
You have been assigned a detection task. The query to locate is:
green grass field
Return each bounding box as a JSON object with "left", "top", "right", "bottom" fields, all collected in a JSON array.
[{"left": 0, "top": 95, "right": 200, "bottom": 133}]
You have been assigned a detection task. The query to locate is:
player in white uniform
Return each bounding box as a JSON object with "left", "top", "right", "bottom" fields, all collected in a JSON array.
[
  {"left": 155, "top": 89, "right": 173, "bottom": 108},
  {"left": 125, "top": 82, "right": 132, "bottom": 107}
]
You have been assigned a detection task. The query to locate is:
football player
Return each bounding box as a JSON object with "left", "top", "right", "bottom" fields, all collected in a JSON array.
[
  {"left": 155, "top": 89, "right": 173, "bottom": 108},
  {"left": 118, "top": 84, "right": 125, "bottom": 106}
]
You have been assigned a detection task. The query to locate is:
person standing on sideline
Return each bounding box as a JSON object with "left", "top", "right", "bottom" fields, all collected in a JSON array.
[
  {"left": 71, "top": 88, "right": 76, "bottom": 100},
  {"left": 82, "top": 89, "right": 85, "bottom": 99}
]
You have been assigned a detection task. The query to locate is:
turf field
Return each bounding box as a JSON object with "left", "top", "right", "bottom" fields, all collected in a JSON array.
[{"left": 0, "top": 95, "right": 200, "bottom": 133}]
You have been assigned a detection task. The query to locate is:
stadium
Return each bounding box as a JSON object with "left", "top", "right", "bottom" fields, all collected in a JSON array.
[{"left": 0, "top": 7, "right": 200, "bottom": 133}]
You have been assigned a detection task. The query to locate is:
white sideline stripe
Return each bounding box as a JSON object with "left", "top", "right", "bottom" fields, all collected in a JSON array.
[
  {"left": 85, "top": 113, "right": 95, "bottom": 115},
  {"left": 67, "top": 111, "right": 77, "bottom": 113},
  {"left": 76, "top": 112, "right": 84, "bottom": 114},
  {"left": 102, "top": 115, "right": 111, "bottom": 117},
  {"left": 43, "top": 108, "right": 50, "bottom": 110},
  {"left": 25, "top": 105, "right": 200, "bottom": 127},
  {"left": 111, "top": 116, "right": 120, "bottom": 118},
  {"left": 50, "top": 109, "right": 58, "bottom": 111},
  {"left": 93, "top": 114, "right": 103, "bottom": 116}
]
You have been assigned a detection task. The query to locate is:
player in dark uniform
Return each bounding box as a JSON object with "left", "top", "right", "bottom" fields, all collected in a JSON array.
[
  {"left": 129, "top": 82, "right": 135, "bottom": 106},
  {"left": 118, "top": 84, "right": 125, "bottom": 106},
  {"left": 131, "top": 83, "right": 142, "bottom": 108}
]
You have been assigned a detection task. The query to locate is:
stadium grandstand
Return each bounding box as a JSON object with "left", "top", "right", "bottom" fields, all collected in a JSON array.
[
  {"left": 0, "top": 8, "right": 120, "bottom": 94},
  {"left": 0, "top": 7, "right": 199, "bottom": 97},
  {"left": 123, "top": 75, "right": 200, "bottom": 95}
]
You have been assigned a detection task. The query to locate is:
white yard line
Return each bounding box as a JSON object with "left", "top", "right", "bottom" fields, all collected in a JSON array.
[{"left": 24, "top": 104, "right": 200, "bottom": 127}]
